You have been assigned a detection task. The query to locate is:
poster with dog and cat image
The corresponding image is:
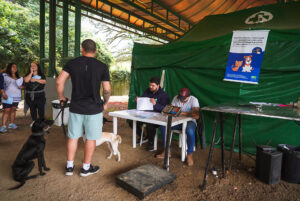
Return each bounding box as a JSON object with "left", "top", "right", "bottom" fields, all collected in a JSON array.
[{"left": 224, "top": 30, "right": 269, "bottom": 84}]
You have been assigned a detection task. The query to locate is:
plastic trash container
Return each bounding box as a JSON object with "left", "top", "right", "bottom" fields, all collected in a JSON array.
[
  {"left": 52, "top": 100, "right": 70, "bottom": 126},
  {"left": 256, "top": 145, "right": 282, "bottom": 185},
  {"left": 277, "top": 144, "right": 300, "bottom": 183}
]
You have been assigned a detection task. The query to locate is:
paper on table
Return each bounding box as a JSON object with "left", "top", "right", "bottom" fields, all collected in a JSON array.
[
  {"left": 135, "top": 111, "right": 154, "bottom": 119},
  {"left": 137, "top": 97, "right": 153, "bottom": 111}
]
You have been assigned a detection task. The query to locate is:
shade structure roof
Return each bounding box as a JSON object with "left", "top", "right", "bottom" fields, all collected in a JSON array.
[{"left": 80, "top": 0, "right": 278, "bottom": 42}]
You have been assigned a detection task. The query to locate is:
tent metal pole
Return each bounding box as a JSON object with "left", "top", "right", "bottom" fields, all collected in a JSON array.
[
  {"left": 39, "top": 0, "right": 45, "bottom": 73},
  {"left": 49, "top": 0, "right": 56, "bottom": 77},
  {"left": 75, "top": 0, "right": 81, "bottom": 57},
  {"left": 62, "top": 0, "right": 69, "bottom": 65}
]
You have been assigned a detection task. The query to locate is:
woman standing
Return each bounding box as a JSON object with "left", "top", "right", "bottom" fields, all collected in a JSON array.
[
  {"left": 24, "top": 61, "right": 46, "bottom": 124},
  {"left": 0, "top": 63, "right": 23, "bottom": 133}
]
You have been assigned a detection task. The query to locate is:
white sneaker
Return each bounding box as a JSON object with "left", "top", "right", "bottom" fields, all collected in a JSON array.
[
  {"left": 8, "top": 123, "right": 18, "bottom": 129},
  {"left": 0, "top": 126, "right": 7, "bottom": 133}
]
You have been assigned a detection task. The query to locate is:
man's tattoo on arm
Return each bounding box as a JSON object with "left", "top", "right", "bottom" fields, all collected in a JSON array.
[{"left": 103, "top": 90, "right": 111, "bottom": 104}]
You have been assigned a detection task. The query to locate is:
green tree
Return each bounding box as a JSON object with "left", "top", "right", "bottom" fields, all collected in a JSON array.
[
  {"left": 88, "top": 18, "right": 162, "bottom": 69},
  {"left": 0, "top": 0, "right": 115, "bottom": 75},
  {"left": 0, "top": 0, "right": 39, "bottom": 74}
]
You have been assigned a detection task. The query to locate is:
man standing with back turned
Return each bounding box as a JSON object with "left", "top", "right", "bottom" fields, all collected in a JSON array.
[{"left": 56, "top": 39, "right": 111, "bottom": 176}]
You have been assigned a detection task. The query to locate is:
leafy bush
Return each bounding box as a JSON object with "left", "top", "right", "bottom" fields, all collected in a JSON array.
[{"left": 110, "top": 70, "right": 130, "bottom": 82}]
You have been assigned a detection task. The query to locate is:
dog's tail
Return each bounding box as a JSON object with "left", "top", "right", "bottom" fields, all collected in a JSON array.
[
  {"left": 9, "top": 175, "right": 38, "bottom": 190},
  {"left": 9, "top": 181, "right": 25, "bottom": 190},
  {"left": 116, "top": 135, "right": 122, "bottom": 144}
]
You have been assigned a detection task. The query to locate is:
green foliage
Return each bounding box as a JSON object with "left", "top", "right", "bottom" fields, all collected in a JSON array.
[
  {"left": 0, "top": 0, "right": 39, "bottom": 74},
  {"left": 82, "top": 31, "right": 114, "bottom": 68},
  {"left": 110, "top": 70, "right": 131, "bottom": 82},
  {"left": 0, "top": 0, "right": 115, "bottom": 76}
]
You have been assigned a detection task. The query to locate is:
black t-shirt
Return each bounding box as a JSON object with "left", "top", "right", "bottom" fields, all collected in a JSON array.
[
  {"left": 63, "top": 56, "right": 110, "bottom": 115},
  {"left": 24, "top": 73, "right": 46, "bottom": 91}
]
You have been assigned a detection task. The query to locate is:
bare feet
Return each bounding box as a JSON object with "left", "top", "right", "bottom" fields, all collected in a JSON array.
[
  {"left": 155, "top": 151, "right": 171, "bottom": 159},
  {"left": 187, "top": 153, "right": 193, "bottom": 166}
]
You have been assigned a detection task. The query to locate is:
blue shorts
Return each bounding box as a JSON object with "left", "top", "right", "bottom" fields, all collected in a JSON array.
[
  {"left": 2, "top": 102, "right": 19, "bottom": 109},
  {"left": 68, "top": 112, "right": 103, "bottom": 140}
]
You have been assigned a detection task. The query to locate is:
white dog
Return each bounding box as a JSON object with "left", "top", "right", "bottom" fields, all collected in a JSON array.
[
  {"left": 242, "top": 55, "right": 253, "bottom": 72},
  {"left": 83, "top": 132, "right": 122, "bottom": 162}
]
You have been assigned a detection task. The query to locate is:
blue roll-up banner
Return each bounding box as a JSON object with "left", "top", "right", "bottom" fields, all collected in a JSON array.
[{"left": 224, "top": 30, "right": 270, "bottom": 84}]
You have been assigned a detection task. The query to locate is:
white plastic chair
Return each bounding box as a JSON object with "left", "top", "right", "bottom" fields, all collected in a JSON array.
[
  {"left": 139, "top": 123, "right": 158, "bottom": 151},
  {"left": 169, "top": 129, "right": 196, "bottom": 162}
]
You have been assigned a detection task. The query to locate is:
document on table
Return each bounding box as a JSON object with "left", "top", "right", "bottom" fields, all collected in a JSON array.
[
  {"left": 135, "top": 111, "right": 154, "bottom": 119},
  {"left": 137, "top": 97, "right": 153, "bottom": 111}
]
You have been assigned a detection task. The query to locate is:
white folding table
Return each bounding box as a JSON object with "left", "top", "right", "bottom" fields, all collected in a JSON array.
[{"left": 109, "top": 109, "right": 193, "bottom": 162}]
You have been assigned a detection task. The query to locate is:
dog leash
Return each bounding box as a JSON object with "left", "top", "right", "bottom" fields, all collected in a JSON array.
[{"left": 53, "top": 98, "right": 69, "bottom": 137}]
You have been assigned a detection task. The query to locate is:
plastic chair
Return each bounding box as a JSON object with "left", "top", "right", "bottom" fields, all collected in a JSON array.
[
  {"left": 169, "top": 110, "right": 206, "bottom": 162},
  {"left": 169, "top": 129, "right": 195, "bottom": 162},
  {"left": 139, "top": 123, "right": 158, "bottom": 151}
]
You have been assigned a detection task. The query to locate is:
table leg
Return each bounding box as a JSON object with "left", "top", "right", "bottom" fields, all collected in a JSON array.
[
  {"left": 229, "top": 114, "right": 238, "bottom": 171},
  {"left": 113, "top": 117, "right": 118, "bottom": 135},
  {"left": 163, "top": 115, "right": 173, "bottom": 171},
  {"left": 133, "top": 120, "right": 136, "bottom": 148},
  {"left": 181, "top": 121, "right": 187, "bottom": 162},
  {"left": 201, "top": 113, "right": 218, "bottom": 189},
  {"left": 220, "top": 113, "right": 225, "bottom": 178},
  {"left": 238, "top": 115, "right": 242, "bottom": 161}
]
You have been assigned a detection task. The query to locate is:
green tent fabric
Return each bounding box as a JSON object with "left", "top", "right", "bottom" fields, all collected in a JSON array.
[{"left": 128, "top": 2, "right": 300, "bottom": 154}]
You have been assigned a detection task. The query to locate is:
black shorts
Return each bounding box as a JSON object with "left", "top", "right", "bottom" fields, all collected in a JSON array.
[{"left": 2, "top": 102, "right": 19, "bottom": 109}]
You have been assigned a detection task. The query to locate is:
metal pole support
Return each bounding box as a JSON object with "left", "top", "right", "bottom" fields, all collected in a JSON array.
[{"left": 163, "top": 115, "right": 172, "bottom": 171}]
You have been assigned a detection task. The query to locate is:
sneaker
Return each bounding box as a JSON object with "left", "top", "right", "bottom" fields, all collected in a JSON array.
[
  {"left": 8, "top": 123, "right": 18, "bottom": 129},
  {"left": 30, "top": 121, "right": 35, "bottom": 127},
  {"left": 65, "top": 166, "right": 75, "bottom": 176},
  {"left": 80, "top": 165, "right": 100, "bottom": 177},
  {"left": 147, "top": 145, "right": 155, "bottom": 152},
  {"left": 0, "top": 125, "right": 7, "bottom": 133}
]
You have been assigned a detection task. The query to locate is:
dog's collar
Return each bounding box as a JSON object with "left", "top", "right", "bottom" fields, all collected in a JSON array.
[{"left": 31, "top": 132, "right": 44, "bottom": 136}]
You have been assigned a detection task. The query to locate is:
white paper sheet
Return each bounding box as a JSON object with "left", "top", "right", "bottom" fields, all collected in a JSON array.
[{"left": 137, "top": 97, "right": 153, "bottom": 111}]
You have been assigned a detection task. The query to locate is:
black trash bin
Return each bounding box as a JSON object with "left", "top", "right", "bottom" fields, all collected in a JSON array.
[
  {"left": 277, "top": 144, "right": 300, "bottom": 184},
  {"left": 256, "top": 145, "right": 282, "bottom": 185}
]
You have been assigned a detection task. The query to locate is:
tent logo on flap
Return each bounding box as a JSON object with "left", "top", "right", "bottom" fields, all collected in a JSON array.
[{"left": 245, "top": 11, "right": 273, "bottom": 25}]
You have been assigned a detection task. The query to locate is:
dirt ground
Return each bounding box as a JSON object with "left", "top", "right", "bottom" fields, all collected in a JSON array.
[{"left": 0, "top": 102, "right": 299, "bottom": 201}]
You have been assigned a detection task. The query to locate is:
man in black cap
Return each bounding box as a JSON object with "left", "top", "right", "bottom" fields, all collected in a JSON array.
[
  {"left": 156, "top": 88, "right": 199, "bottom": 166},
  {"left": 136, "top": 76, "right": 170, "bottom": 151}
]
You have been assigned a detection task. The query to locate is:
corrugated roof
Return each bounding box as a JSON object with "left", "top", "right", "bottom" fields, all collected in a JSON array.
[{"left": 80, "top": 0, "right": 278, "bottom": 41}]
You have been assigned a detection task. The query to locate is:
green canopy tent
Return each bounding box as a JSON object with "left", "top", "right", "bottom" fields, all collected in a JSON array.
[{"left": 128, "top": 2, "right": 300, "bottom": 153}]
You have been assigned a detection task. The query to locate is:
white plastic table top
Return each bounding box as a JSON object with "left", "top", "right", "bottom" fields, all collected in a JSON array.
[
  {"left": 109, "top": 109, "right": 193, "bottom": 127},
  {"left": 109, "top": 109, "right": 193, "bottom": 161}
]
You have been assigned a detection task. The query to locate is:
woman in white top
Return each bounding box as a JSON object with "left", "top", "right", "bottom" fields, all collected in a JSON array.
[{"left": 0, "top": 63, "right": 23, "bottom": 133}]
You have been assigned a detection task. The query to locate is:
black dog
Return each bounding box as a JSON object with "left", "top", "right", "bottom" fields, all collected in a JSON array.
[{"left": 9, "top": 119, "right": 54, "bottom": 190}]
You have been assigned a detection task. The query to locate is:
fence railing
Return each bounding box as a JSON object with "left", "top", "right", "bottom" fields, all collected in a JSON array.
[{"left": 111, "top": 79, "right": 130, "bottom": 96}]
